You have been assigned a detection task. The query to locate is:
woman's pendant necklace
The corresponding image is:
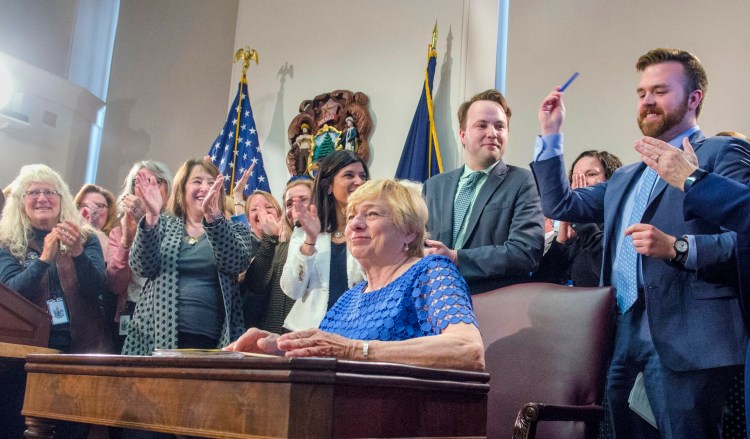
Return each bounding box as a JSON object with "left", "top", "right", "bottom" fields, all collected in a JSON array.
[
  {"left": 185, "top": 220, "right": 204, "bottom": 245},
  {"left": 333, "top": 231, "right": 344, "bottom": 239}
]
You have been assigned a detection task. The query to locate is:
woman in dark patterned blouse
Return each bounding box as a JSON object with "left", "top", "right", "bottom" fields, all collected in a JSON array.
[
  {"left": 123, "top": 159, "right": 253, "bottom": 356},
  {"left": 226, "top": 179, "right": 485, "bottom": 371}
]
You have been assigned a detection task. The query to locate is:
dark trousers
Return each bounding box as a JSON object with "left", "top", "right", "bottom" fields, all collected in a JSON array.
[{"left": 607, "top": 300, "right": 737, "bottom": 439}]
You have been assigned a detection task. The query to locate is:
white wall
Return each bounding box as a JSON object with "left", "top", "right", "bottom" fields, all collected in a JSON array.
[
  {"left": 232, "top": 0, "right": 498, "bottom": 196},
  {"left": 503, "top": 0, "right": 750, "bottom": 169},
  {"left": 0, "top": 0, "right": 78, "bottom": 79},
  {"left": 96, "top": 0, "right": 239, "bottom": 194},
  {"left": 0, "top": 53, "right": 103, "bottom": 191}
]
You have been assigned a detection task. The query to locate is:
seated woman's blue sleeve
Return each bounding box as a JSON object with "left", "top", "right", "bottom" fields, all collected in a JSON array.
[{"left": 411, "top": 256, "right": 478, "bottom": 332}]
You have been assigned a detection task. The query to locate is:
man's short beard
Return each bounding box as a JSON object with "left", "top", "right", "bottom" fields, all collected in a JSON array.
[{"left": 638, "top": 98, "right": 689, "bottom": 138}]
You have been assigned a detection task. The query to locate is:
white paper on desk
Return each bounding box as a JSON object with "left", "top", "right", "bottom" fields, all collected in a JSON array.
[{"left": 628, "top": 372, "right": 657, "bottom": 429}]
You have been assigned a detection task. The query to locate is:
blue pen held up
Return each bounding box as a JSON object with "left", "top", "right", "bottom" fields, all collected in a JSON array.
[{"left": 559, "top": 72, "right": 580, "bottom": 92}]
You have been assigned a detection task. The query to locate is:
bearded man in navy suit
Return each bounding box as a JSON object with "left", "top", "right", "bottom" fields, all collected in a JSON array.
[{"left": 531, "top": 48, "right": 750, "bottom": 438}]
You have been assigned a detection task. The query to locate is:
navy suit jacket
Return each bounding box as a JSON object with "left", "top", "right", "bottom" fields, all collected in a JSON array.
[
  {"left": 683, "top": 158, "right": 750, "bottom": 318},
  {"left": 531, "top": 131, "right": 750, "bottom": 371},
  {"left": 424, "top": 161, "right": 544, "bottom": 294}
]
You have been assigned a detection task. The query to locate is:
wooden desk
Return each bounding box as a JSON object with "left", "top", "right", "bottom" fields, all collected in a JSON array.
[
  {"left": 0, "top": 343, "right": 58, "bottom": 439},
  {"left": 22, "top": 354, "right": 489, "bottom": 438}
]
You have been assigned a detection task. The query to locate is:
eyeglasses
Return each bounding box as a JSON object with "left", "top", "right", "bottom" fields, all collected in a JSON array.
[
  {"left": 24, "top": 190, "right": 61, "bottom": 200},
  {"left": 77, "top": 202, "right": 109, "bottom": 211},
  {"left": 132, "top": 177, "right": 168, "bottom": 187}
]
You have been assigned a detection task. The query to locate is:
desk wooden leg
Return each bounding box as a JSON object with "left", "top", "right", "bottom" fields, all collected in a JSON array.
[{"left": 24, "top": 416, "right": 55, "bottom": 438}]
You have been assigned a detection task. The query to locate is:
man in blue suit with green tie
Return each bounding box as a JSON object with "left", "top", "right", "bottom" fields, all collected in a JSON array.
[{"left": 531, "top": 48, "right": 750, "bottom": 438}]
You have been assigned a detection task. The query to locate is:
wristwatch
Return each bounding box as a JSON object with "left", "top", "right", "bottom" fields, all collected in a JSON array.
[
  {"left": 683, "top": 168, "right": 708, "bottom": 192},
  {"left": 672, "top": 235, "right": 689, "bottom": 265}
]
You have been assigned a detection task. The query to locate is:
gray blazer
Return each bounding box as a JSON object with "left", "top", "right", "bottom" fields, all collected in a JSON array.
[{"left": 424, "top": 161, "right": 544, "bottom": 294}]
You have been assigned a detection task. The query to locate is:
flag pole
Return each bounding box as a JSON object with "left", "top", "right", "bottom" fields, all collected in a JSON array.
[
  {"left": 425, "top": 24, "right": 443, "bottom": 176},
  {"left": 230, "top": 47, "right": 259, "bottom": 196}
]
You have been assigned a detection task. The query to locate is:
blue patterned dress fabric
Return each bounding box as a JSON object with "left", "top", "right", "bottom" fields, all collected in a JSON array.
[
  {"left": 614, "top": 167, "right": 658, "bottom": 313},
  {"left": 319, "top": 255, "right": 478, "bottom": 341},
  {"left": 452, "top": 171, "right": 482, "bottom": 247}
]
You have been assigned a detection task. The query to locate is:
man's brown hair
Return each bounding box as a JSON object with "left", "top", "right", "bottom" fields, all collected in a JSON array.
[
  {"left": 636, "top": 48, "right": 708, "bottom": 116},
  {"left": 457, "top": 89, "right": 512, "bottom": 131}
]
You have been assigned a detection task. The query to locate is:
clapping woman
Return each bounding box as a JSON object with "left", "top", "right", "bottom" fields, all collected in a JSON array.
[
  {"left": 0, "top": 164, "right": 111, "bottom": 354},
  {"left": 240, "top": 180, "right": 314, "bottom": 333},
  {"left": 280, "top": 150, "right": 368, "bottom": 331},
  {"left": 106, "top": 161, "right": 172, "bottom": 352},
  {"left": 122, "top": 159, "right": 254, "bottom": 355}
]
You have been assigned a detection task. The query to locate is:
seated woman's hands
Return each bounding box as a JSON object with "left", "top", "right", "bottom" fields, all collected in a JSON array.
[
  {"left": 224, "top": 327, "right": 283, "bottom": 355},
  {"left": 277, "top": 329, "right": 358, "bottom": 359},
  {"left": 225, "top": 328, "right": 359, "bottom": 360}
]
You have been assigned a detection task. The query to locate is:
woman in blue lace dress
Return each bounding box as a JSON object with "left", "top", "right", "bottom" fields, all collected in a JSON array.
[{"left": 226, "top": 179, "right": 485, "bottom": 371}]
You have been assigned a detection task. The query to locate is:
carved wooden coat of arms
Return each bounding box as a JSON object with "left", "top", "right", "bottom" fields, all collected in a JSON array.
[{"left": 286, "top": 90, "right": 372, "bottom": 178}]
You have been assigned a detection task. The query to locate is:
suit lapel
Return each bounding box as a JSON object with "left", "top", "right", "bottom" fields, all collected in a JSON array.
[
  {"left": 463, "top": 161, "right": 508, "bottom": 243},
  {"left": 603, "top": 163, "right": 642, "bottom": 242}
]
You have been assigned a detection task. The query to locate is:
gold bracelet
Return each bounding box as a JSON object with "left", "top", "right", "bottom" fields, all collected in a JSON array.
[{"left": 234, "top": 200, "right": 246, "bottom": 207}]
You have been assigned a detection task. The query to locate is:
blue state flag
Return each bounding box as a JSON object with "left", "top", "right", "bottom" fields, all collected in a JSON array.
[
  {"left": 395, "top": 44, "right": 442, "bottom": 182},
  {"left": 208, "top": 77, "right": 271, "bottom": 196}
]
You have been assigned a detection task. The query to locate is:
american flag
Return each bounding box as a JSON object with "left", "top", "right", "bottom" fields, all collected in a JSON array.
[{"left": 208, "top": 78, "right": 271, "bottom": 196}]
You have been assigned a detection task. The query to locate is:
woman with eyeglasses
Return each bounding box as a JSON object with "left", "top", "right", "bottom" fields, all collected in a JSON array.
[
  {"left": 0, "top": 165, "right": 111, "bottom": 438},
  {"left": 74, "top": 184, "right": 117, "bottom": 259},
  {"left": 106, "top": 160, "right": 172, "bottom": 353},
  {"left": 0, "top": 166, "right": 113, "bottom": 439},
  {"left": 0, "top": 164, "right": 111, "bottom": 354},
  {"left": 121, "top": 159, "right": 254, "bottom": 357},
  {"left": 232, "top": 176, "right": 314, "bottom": 334}
]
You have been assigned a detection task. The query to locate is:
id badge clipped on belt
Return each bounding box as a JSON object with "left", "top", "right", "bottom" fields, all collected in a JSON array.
[{"left": 47, "top": 297, "right": 70, "bottom": 325}]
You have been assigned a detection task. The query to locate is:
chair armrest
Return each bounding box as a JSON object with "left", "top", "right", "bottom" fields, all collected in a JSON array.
[{"left": 512, "top": 402, "right": 604, "bottom": 439}]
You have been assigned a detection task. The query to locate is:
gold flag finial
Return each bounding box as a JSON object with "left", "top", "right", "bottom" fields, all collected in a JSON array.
[
  {"left": 233, "top": 46, "right": 259, "bottom": 77},
  {"left": 430, "top": 22, "right": 438, "bottom": 51}
]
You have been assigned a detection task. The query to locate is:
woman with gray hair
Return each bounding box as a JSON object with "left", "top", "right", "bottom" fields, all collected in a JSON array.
[
  {"left": 0, "top": 165, "right": 111, "bottom": 352},
  {"left": 106, "top": 160, "right": 172, "bottom": 353}
]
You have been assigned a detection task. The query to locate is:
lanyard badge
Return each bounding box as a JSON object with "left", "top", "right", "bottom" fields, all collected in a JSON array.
[{"left": 46, "top": 297, "right": 70, "bottom": 325}]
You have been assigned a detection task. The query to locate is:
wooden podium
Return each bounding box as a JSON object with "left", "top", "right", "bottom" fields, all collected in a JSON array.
[
  {"left": 0, "top": 283, "right": 51, "bottom": 347},
  {"left": 22, "top": 354, "right": 489, "bottom": 438},
  {"left": 0, "top": 283, "right": 56, "bottom": 439}
]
